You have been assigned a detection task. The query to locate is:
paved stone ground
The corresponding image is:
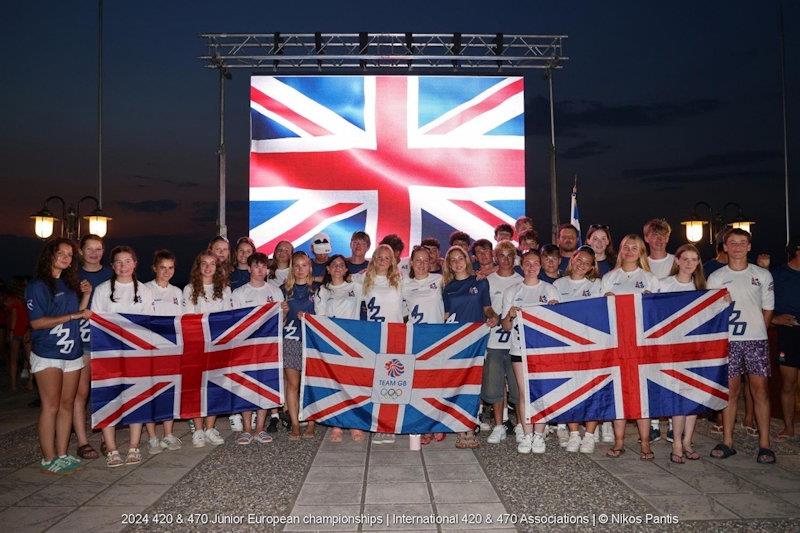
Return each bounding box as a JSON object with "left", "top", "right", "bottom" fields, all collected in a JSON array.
[{"left": 2, "top": 380, "right": 800, "bottom": 532}]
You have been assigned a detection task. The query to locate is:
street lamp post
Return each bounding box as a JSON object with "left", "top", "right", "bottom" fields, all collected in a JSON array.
[
  {"left": 30, "top": 195, "right": 112, "bottom": 240},
  {"left": 681, "top": 201, "right": 754, "bottom": 245}
]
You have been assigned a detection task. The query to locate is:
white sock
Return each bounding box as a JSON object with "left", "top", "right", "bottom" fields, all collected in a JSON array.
[
  {"left": 570, "top": 431, "right": 580, "bottom": 436},
  {"left": 502, "top": 405, "right": 509, "bottom": 422},
  {"left": 651, "top": 420, "right": 659, "bottom": 430},
  {"left": 668, "top": 420, "right": 673, "bottom": 430}
]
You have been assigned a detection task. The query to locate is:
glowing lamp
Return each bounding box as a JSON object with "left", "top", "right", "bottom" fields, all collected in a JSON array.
[
  {"left": 85, "top": 213, "right": 111, "bottom": 238},
  {"left": 31, "top": 208, "right": 57, "bottom": 239},
  {"left": 681, "top": 219, "right": 706, "bottom": 243}
]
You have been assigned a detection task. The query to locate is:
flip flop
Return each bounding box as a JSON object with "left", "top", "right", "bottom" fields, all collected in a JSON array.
[
  {"left": 640, "top": 450, "right": 655, "bottom": 461},
  {"left": 710, "top": 443, "right": 737, "bottom": 459},
  {"left": 741, "top": 423, "right": 758, "bottom": 438},
  {"left": 77, "top": 444, "right": 99, "bottom": 460},
  {"left": 684, "top": 450, "right": 701, "bottom": 460},
  {"left": 756, "top": 447, "right": 776, "bottom": 464},
  {"left": 350, "top": 429, "right": 366, "bottom": 442},
  {"left": 709, "top": 423, "right": 723, "bottom": 435},
  {"left": 606, "top": 447, "right": 625, "bottom": 458},
  {"left": 670, "top": 453, "right": 685, "bottom": 464}
]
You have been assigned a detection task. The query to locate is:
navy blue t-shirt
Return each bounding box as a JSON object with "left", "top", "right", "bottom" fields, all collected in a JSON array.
[
  {"left": 229, "top": 268, "right": 250, "bottom": 291},
  {"left": 311, "top": 260, "right": 328, "bottom": 279},
  {"left": 346, "top": 259, "right": 368, "bottom": 274},
  {"left": 703, "top": 259, "right": 726, "bottom": 277},
  {"left": 442, "top": 276, "right": 490, "bottom": 323},
  {"left": 597, "top": 259, "right": 613, "bottom": 277},
  {"left": 26, "top": 278, "right": 83, "bottom": 360},
  {"left": 281, "top": 282, "right": 318, "bottom": 342},
  {"left": 539, "top": 271, "right": 560, "bottom": 284},
  {"left": 79, "top": 265, "right": 112, "bottom": 347},
  {"left": 559, "top": 256, "right": 571, "bottom": 272},
  {"left": 773, "top": 264, "right": 800, "bottom": 316}
]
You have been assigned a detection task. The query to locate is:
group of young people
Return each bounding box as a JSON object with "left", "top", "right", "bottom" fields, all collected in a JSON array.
[{"left": 21, "top": 214, "right": 797, "bottom": 474}]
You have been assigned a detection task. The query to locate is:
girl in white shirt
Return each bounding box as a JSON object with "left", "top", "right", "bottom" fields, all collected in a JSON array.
[
  {"left": 361, "top": 244, "right": 404, "bottom": 324},
  {"left": 183, "top": 252, "right": 233, "bottom": 448},
  {"left": 143, "top": 250, "right": 184, "bottom": 455},
  {"left": 91, "top": 246, "right": 155, "bottom": 468},
  {"left": 315, "top": 255, "right": 361, "bottom": 320},
  {"left": 553, "top": 246, "right": 603, "bottom": 453},
  {"left": 268, "top": 240, "right": 293, "bottom": 288},
  {"left": 663, "top": 244, "right": 706, "bottom": 463},
  {"left": 601, "top": 234, "right": 660, "bottom": 460}
]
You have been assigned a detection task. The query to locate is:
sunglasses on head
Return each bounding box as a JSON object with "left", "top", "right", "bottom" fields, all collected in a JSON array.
[
  {"left": 576, "top": 245, "right": 596, "bottom": 257},
  {"left": 589, "top": 224, "right": 610, "bottom": 231}
]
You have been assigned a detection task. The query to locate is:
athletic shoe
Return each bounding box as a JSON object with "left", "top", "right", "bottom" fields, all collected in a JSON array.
[
  {"left": 373, "top": 432, "right": 388, "bottom": 444},
  {"left": 192, "top": 430, "right": 207, "bottom": 448},
  {"left": 503, "top": 418, "right": 516, "bottom": 436},
  {"left": 649, "top": 427, "right": 661, "bottom": 443},
  {"left": 147, "top": 437, "right": 163, "bottom": 455},
  {"left": 517, "top": 433, "right": 533, "bottom": 454},
  {"left": 666, "top": 430, "right": 674, "bottom": 443},
  {"left": 479, "top": 420, "right": 492, "bottom": 432},
  {"left": 487, "top": 425, "right": 507, "bottom": 444},
  {"left": 579, "top": 433, "right": 596, "bottom": 454},
  {"left": 382, "top": 433, "right": 396, "bottom": 444},
  {"left": 557, "top": 424, "right": 569, "bottom": 447},
  {"left": 205, "top": 428, "right": 225, "bottom": 446},
  {"left": 40, "top": 456, "right": 78, "bottom": 474},
  {"left": 601, "top": 422, "right": 614, "bottom": 443},
  {"left": 593, "top": 426, "right": 600, "bottom": 443},
  {"left": 255, "top": 431, "right": 273, "bottom": 444},
  {"left": 514, "top": 424, "right": 525, "bottom": 444},
  {"left": 266, "top": 417, "right": 279, "bottom": 433},
  {"left": 229, "top": 414, "right": 243, "bottom": 432},
  {"left": 531, "top": 433, "right": 546, "bottom": 454},
  {"left": 565, "top": 432, "right": 582, "bottom": 452},
  {"left": 161, "top": 434, "right": 182, "bottom": 451}
]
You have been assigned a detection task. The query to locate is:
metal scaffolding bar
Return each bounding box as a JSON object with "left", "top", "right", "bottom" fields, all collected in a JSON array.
[{"left": 199, "top": 32, "right": 567, "bottom": 71}]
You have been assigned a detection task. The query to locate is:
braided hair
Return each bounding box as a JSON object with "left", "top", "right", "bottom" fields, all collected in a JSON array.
[{"left": 109, "top": 246, "right": 139, "bottom": 304}]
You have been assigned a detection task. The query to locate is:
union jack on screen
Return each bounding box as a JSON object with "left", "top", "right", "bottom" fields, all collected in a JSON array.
[
  {"left": 517, "top": 290, "right": 731, "bottom": 424},
  {"left": 249, "top": 75, "right": 525, "bottom": 255},
  {"left": 300, "top": 315, "right": 490, "bottom": 434},
  {"left": 89, "top": 304, "right": 283, "bottom": 429}
]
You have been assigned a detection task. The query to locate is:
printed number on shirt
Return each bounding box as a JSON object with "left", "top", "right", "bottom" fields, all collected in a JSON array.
[
  {"left": 284, "top": 320, "right": 300, "bottom": 341},
  {"left": 728, "top": 308, "right": 747, "bottom": 336},
  {"left": 50, "top": 324, "right": 75, "bottom": 355},
  {"left": 367, "top": 298, "right": 385, "bottom": 322},
  {"left": 79, "top": 319, "right": 90, "bottom": 343},
  {"left": 410, "top": 305, "right": 424, "bottom": 324},
  {"left": 496, "top": 329, "right": 511, "bottom": 343},
  {"left": 445, "top": 314, "right": 457, "bottom": 324}
]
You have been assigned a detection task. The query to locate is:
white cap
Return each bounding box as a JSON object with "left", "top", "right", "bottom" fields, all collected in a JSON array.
[{"left": 311, "top": 232, "right": 332, "bottom": 255}]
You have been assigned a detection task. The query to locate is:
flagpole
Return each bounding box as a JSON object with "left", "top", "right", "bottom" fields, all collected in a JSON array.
[
  {"left": 546, "top": 67, "right": 559, "bottom": 242},
  {"left": 779, "top": 3, "right": 790, "bottom": 243}
]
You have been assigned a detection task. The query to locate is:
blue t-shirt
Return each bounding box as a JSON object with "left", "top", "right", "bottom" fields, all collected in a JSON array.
[
  {"left": 311, "top": 260, "right": 327, "bottom": 279},
  {"left": 281, "top": 282, "right": 318, "bottom": 343},
  {"left": 559, "top": 256, "right": 571, "bottom": 272},
  {"left": 539, "top": 271, "right": 560, "bottom": 284},
  {"left": 442, "top": 276, "right": 490, "bottom": 323},
  {"left": 703, "top": 259, "right": 726, "bottom": 277},
  {"left": 26, "top": 278, "right": 83, "bottom": 360},
  {"left": 597, "top": 259, "right": 613, "bottom": 276},
  {"left": 79, "top": 265, "right": 112, "bottom": 347},
  {"left": 773, "top": 264, "right": 800, "bottom": 316},
  {"left": 346, "top": 260, "right": 368, "bottom": 274},
  {"left": 229, "top": 268, "right": 250, "bottom": 291}
]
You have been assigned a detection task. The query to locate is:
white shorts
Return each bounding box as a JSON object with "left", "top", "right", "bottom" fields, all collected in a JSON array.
[{"left": 30, "top": 352, "right": 84, "bottom": 374}]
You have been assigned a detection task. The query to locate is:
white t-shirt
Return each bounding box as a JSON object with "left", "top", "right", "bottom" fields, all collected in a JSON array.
[
  {"left": 648, "top": 253, "right": 676, "bottom": 280},
  {"left": 145, "top": 281, "right": 184, "bottom": 316},
  {"left": 659, "top": 275, "right": 696, "bottom": 293},
  {"left": 268, "top": 267, "right": 289, "bottom": 288},
  {"left": 502, "top": 281, "right": 560, "bottom": 356},
  {"left": 601, "top": 267, "right": 661, "bottom": 295},
  {"left": 707, "top": 264, "right": 774, "bottom": 341},
  {"left": 182, "top": 284, "right": 233, "bottom": 313},
  {"left": 486, "top": 271, "right": 522, "bottom": 349},
  {"left": 361, "top": 275, "right": 404, "bottom": 323},
  {"left": 402, "top": 273, "right": 445, "bottom": 324},
  {"left": 315, "top": 281, "right": 361, "bottom": 319},
  {"left": 231, "top": 282, "right": 284, "bottom": 308},
  {"left": 397, "top": 258, "right": 412, "bottom": 279},
  {"left": 91, "top": 280, "right": 155, "bottom": 314},
  {"left": 553, "top": 276, "right": 603, "bottom": 302}
]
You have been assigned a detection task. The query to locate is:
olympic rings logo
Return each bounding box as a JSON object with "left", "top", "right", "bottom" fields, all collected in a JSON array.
[{"left": 381, "top": 388, "right": 403, "bottom": 398}]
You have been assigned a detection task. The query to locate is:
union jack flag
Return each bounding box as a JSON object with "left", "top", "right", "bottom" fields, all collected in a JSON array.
[
  {"left": 518, "top": 290, "right": 731, "bottom": 424},
  {"left": 89, "top": 304, "right": 283, "bottom": 429},
  {"left": 249, "top": 75, "right": 525, "bottom": 256},
  {"left": 300, "top": 315, "right": 489, "bottom": 433}
]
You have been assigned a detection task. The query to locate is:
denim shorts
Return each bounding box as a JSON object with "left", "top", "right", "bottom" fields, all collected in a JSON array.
[{"left": 480, "top": 348, "right": 519, "bottom": 404}]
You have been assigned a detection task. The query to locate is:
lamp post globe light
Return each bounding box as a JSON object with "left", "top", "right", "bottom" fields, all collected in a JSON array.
[
  {"left": 681, "top": 201, "right": 754, "bottom": 244},
  {"left": 31, "top": 195, "right": 111, "bottom": 240}
]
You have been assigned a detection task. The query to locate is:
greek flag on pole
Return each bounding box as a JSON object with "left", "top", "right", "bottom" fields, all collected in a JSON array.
[{"left": 570, "top": 178, "right": 581, "bottom": 246}]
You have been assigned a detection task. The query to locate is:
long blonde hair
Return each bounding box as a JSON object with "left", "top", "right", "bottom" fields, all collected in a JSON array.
[
  {"left": 283, "top": 251, "right": 314, "bottom": 298},
  {"left": 615, "top": 234, "right": 651, "bottom": 272},
  {"left": 443, "top": 245, "right": 475, "bottom": 285},
  {"left": 362, "top": 244, "right": 401, "bottom": 295},
  {"left": 669, "top": 244, "right": 707, "bottom": 289}
]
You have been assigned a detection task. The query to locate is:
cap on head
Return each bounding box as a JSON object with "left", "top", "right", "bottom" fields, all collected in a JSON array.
[{"left": 311, "top": 232, "right": 332, "bottom": 254}]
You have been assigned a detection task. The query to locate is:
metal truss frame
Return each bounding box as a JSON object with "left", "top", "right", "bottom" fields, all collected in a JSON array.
[{"left": 199, "top": 32, "right": 567, "bottom": 71}]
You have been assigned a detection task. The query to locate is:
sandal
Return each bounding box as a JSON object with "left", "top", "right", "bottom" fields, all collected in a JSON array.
[
  {"left": 464, "top": 433, "right": 480, "bottom": 449},
  {"left": 433, "top": 432, "right": 445, "bottom": 442},
  {"left": 756, "top": 447, "right": 776, "bottom": 464},
  {"left": 125, "top": 448, "right": 142, "bottom": 465},
  {"left": 606, "top": 447, "right": 625, "bottom": 458},
  {"left": 77, "top": 444, "right": 99, "bottom": 460},
  {"left": 455, "top": 434, "right": 469, "bottom": 449},
  {"left": 710, "top": 443, "right": 737, "bottom": 459},
  {"left": 105, "top": 450, "right": 124, "bottom": 468},
  {"left": 350, "top": 429, "right": 366, "bottom": 442},
  {"left": 236, "top": 432, "right": 254, "bottom": 445},
  {"left": 640, "top": 450, "right": 655, "bottom": 461},
  {"left": 741, "top": 423, "right": 758, "bottom": 438},
  {"left": 775, "top": 432, "right": 794, "bottom": 442},
  {"left": 302, "top": 429, "right": 315, "bottom": 440},
  {"left": 670, "top": 453, "right": 685, "bottom": 464},
  {"left": 329, "top": 428, "right": 344, "bottom": 443},
  {"left": 684, "top": 450, "right": 701, "bottom": 461},
  {"left": 420, "top": 434, "right": 434, "bottom": 446},
  {"left": 710, "top": 423, "right": 723, "bottom": 435}
]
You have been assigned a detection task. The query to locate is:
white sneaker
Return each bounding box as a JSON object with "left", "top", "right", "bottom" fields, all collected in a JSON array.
[
  {"left": 517, "top": 433, "right": 533, "bottom": 454},
  {"left": 192, "top": 430, "right": 206, "bottom": 448},
  {"left": 531, "top": 432, "right": 546, "bottom": 454},
  {"left": 147, "top": 437, "right": 162, "bottom": 455},
  {"left": 557, "top": 424, "right": 570, "bottom": 447},
  {"left": 383, "top": 433, "right": 396, "bottom": 444},
  {"left": 161, "top": 434, "right": 182, "bottom": 451},
  {"left": 229, "top": 414, "right": 243, "bottom": 432},
  {"left": 487, "top": 425, "right": 507, "bottom": 444},
  {"left": 373, "top": 432, "right": 387, "bottom": 444},
  {"left": 593, "top": 426, "right": 600, "bottom": 443},
  {"left": 514, "top": 424, "right": 525, "bottom": 444},
  {"left": 601, "top": 421, "right": 614, "bottom": 443},
  {"left": 579, "top": 433, "right": 596, "bottom": 454},
  {"left": 204, "top": 428, "right": 225, "bottom": 446},
  {"left": 565, "top": 432, "right": 581, "bottom": 452}
]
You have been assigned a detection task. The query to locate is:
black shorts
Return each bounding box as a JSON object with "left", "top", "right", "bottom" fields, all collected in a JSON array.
[
  {"left": 510, "top": 354, "right": 523, "bottom": 363},
  {"left": 777, "top": 326, "right": 800, "bottom": 369}
]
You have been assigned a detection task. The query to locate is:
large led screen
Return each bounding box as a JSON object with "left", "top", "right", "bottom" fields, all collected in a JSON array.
[{"left": 249, "top": 75, "right": 525, "bottom": 256}]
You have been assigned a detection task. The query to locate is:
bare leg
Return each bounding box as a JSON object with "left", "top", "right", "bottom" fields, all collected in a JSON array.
[
  {"left": 72, "top": 354, "right": 91, "bottom": 446},
  {"left": 163, "top": 420, "right": 175, "bottom": 436},
  {"left": 492, "top": 400, "right": 504, "bottom": 426},
  {"left": 57, "top": 370, "right": 80, "bottom": 456},
  {"left": 748, "top": 375, "right": 772, "bottom": 450},
  {"left": 716, "top": 375, "right": 741, "bottom": 453},
  {"left": 242, "top": 410, "right": 254, "bottom": 433},
  {"left": 683, "top": 415, "right": 698, "bottom": 455},
  {"left": 743, "top": 375, "right": 754, "bottom": 428},
  {"left": 145, "top": 422, "right": 158, "bottom": 439},
  {"left": 779, "top": 366, "right": 798, "bottom": 436},
  {"left": 637, "top": 419, "right": 651, "bottom": 455},
  {"left": 585, "top": 421, "right": 599, "bottom": 434},
  {"left": 204, "top": 416, "right": 217, "bottom": 431},
  {"left": 512, "top": 362, "right": 531, "bottom": 434},
  {"left": 671, "top": 415, "right": 685, "bottom": 456},
  {"left": 128, "top": 423, "right": 143, "bottom": 449},
  {"left": 612, "top": 419, "right": 626, "bottom": 450},
  {"left": 255, "top": 409, "right": 267, "bottom": 433},
  {"left": 285, "top": 368, "right": 301, "bottom": 435},
  {"left": 36, "top": 368, "right": 63, "bottom": 461}
]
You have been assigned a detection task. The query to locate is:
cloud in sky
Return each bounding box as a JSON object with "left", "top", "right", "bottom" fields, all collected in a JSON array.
[{"left": 117, "top": 199, "right": 179, "bottom": 213}]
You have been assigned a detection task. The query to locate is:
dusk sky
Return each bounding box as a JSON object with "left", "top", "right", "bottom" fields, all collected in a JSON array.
[{"left": 1, "top": 1, "right": 797, "bottom": 284}]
